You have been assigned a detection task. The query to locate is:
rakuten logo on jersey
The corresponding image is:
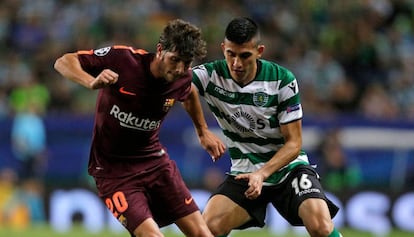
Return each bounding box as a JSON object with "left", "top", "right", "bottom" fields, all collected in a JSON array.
[{"left": 110, "top": 105, "right": 161, "bottom": 131}]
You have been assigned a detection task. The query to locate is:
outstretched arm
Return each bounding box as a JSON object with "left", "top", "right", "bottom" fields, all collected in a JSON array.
[
  {"left": 182, "top": 84, "right": 226, "bottom": 161},
  {"left": 54, "top": 52, "right": 118, "bottom": 89}
]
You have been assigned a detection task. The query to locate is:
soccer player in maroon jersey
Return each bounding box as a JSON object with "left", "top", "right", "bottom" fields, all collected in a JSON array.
[{"left": 54, "top": 19, "right": 226, "bottom": 237}]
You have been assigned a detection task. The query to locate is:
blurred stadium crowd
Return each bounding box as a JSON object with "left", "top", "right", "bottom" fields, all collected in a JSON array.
[{"left": 0, "top": 0, "right": 414, "bottom": 119}]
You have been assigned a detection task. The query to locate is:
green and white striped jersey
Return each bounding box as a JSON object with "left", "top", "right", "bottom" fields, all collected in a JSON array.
[{"left": 192, "top": 59, "right": 309, "bottom": 185}]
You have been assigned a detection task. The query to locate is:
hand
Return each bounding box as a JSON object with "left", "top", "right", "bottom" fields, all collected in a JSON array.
[
  {"left": 90, "top": 69, "right": 118, "bottom": 89},
  {"left": 198, "top": 129, "right": 226, "bottom": 162},
  {"left": 235, "top": 172, "right": 265, "bottom": 200}
]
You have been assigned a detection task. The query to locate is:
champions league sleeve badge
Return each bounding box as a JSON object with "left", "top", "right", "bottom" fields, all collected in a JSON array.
[{"left": 94, "top": 46, "right": 111, "bottom": 56}]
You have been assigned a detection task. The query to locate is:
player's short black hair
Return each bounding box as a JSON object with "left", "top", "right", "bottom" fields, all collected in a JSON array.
[
  {"left": 159, "top": 19, "right": 207, "bottom": 60},
  {"left": 225, "top": 17, "right": 260, "bottom": 44}
]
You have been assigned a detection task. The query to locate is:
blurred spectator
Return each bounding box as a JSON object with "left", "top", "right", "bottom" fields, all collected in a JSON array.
[
  {"left": 19, "top": 178, "right": 46, "bottom": 225},
  {"left": 316, "top": 129, "right": 362, "bottom": 193},
  {"left": 0, "top": 168, "right": 46, "bottom": 229},
  {"left": 10, "top": 14, "right": 47, "bottom": 56},
  {"left": 359, "top": 83, "right": 400, "bottom": 120},
  {"left": 9, "top": 77, "right": 49, "bottom": 180},
  {"left": 388, "top": 43, "right": 414, "bottom": 119},
  {"left": 8, "top": 70, "right": 50, "bottom": 115},
  {"left": 10, "top": 107, "right": 48, "bottom": 181},
  {"left": 0, "top": 89, "right": 8, "bottom": 119},
  {"left": 0, "top": 168, "right": 29, "bottom": 229},
  {"left": 2, "top": 52, "right": 33, "bottom": 92},
  {"left": 293, "top": 46, "right": 358, "bottom": 116}
]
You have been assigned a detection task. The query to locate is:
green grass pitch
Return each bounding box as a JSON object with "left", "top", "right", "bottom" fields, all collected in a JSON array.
[{"left": 0, "top": 225, "right": 413, "bottom": 237}]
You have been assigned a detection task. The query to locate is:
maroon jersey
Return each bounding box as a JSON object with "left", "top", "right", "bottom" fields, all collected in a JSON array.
[{"left": 77, "top": 45, "right": 191, "bottom": 177}]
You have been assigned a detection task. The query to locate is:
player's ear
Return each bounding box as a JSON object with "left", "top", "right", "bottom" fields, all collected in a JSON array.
[
  {"left": 257, "top": 44, "right": 265, "bottom": 58},
  {"left": 156, "top": 43, "right": 163, "bottom": 55},
  {"left": 220, "top": 42, "right": 225, "bottom": 53}
]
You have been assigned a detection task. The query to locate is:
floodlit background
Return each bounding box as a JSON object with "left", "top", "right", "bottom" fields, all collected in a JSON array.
[{"left": 0, "top": 0, "right": 413, "bottom": 236}]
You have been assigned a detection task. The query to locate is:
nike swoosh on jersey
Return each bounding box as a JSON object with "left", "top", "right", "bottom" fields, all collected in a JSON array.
[
  {"left": 119, "top": 87, "right": 136, "bottom": 95},
  {"left": 185, "top": 197, "right": 193, "bottom": 205}
]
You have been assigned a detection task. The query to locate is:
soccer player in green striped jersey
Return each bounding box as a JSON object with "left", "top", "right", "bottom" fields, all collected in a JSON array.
[{"left": 184, "top": 17, "right": 342, "bottom": 237}]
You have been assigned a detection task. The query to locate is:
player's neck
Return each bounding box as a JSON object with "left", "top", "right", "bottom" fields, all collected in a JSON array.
[
  {"left": 232, "top": 64, "right": 258, "bottom": 87},
  {"left": 150, "top": 57, "right": 161, "bottom": 79}
]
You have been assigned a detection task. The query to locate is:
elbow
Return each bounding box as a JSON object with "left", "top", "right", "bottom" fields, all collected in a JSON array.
[
  {"left": 182, "top": 88, "right": 197, "bottom": 111},
  {"left": 53, "top": 58, "right": 60, "bottom": 71},
  {"left": 181, "top": 99, "right": 191, "bottom": 113},
  {"left": 54, "top": 56, "right": 65, "bottom": 73},
  {"left": 294, "top": 140, "right": 302, "bottom": 156},
  {"left": 54, "top": 53, "right": 76, "bottom": 73},
  {"left": 287, "top": 140, "right": 302, "bottom": 158}
]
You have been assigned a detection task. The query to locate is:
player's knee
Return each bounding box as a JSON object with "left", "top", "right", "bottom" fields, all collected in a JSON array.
[
  {"left": 205, "top": 218, "right": 229, "bottom": 236},
  {"left": 133, "top": 219, "right": 164, "bottom": 237},
  {"left": 191, "top": 230, "right": 214, "bottom": 237},
  {"left": 209, "top": 227, "right": 230, "bottom": 237},
  {"left": 184, "top": 225, "right": 214, "bottom": 237},
  {"left": 306, "top": 219, "right": 334, "bottom": 237},
  {"left": 133, "top": 230, "right": 164, "bottom": 237}
]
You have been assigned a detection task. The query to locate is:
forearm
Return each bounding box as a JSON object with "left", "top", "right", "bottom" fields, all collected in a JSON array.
[
  {"left": 182, "top": 85, "right": 226, "bottom": 160},
  {"left": 182, "top": 85, "right": 209, "bottom": 135},
  {"left": 259, "top": 140, "right": 301, "bottom": 180},
  {"left": 257, "top": 120, "right": 304, "bottom": 179},
  {"left": 54, "top": 53, "right": 95, "bottom": 89}
]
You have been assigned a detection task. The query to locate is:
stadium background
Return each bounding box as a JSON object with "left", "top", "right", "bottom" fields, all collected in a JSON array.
[{"left": 0, "top": 0, "right": 413, "bottom": 236}]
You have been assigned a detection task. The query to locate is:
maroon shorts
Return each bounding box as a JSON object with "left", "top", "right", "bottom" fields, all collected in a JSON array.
[{"left": 93, "top": 156, "right": 199, "bottom": 234}]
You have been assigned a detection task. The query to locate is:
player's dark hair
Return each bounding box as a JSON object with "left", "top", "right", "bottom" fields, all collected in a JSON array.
[
  {"left": 225, "top": 17, "right": 260, "bottom": 44},
  {"left": 159, "top": 19, "right": 207, "bottom": 59}
]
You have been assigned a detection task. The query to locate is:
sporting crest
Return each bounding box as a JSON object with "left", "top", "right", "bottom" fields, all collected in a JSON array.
[{"left": 253, "top": 91, "right": 269, "bottom": 107}]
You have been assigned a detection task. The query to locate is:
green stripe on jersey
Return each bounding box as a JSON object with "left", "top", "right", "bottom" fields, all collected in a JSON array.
[
  {"left": 229, "top": 147, "right": 276, "bottom": 164},
  {"left": 206, "top": 82, "right": 278, "bottom": 107},
  {"left": 192, "top": 72, "right": 204, "bottom": 96},
  {"left": 224, "top": 130, "right": 284, "bottom": 146}
]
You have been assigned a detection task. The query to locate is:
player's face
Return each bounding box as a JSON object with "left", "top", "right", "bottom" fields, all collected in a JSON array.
[
  {"left": 221, "top": 38, "right": 264, "bottom": 85},
  {"left": 158, "top": 50, "right": 193, "bottom": 83}
]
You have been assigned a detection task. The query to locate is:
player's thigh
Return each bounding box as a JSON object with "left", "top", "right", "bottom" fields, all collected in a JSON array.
[
  {"left": 102, "top": 188, "right": 153, "bottom": 234},
  {"left": 271, "top": 165, "right": 337, "bottom": 226},
  {"left": 203, "top": 194, "right": 251, "bottom": 230},
  {"left": 299, "top": 198, "right": 335, "bottom": 236},
  {"left": 298, "top": 198, "right": 333, "bottom": 227},
  {"left": 150, "top": 160, "right": 200, "bottom": 227},
  {"left": 95, "top": 176, "right": 153, "bottom": 234}
]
